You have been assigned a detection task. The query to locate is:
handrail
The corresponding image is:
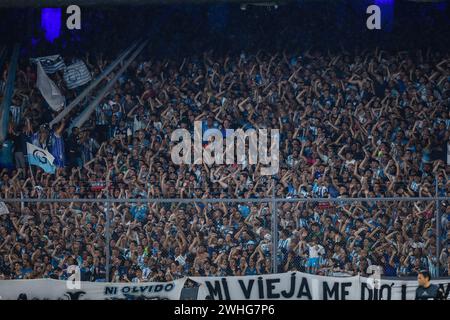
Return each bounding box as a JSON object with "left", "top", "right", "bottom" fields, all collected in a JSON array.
[
  {"left": 48, "top": 41, "right": 138, "bottom": 127},
  {"left": 0, "top": 196, "right": 448, "bottom": 204}
]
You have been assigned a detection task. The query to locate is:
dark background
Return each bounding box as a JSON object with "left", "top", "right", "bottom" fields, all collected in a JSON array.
[{"left": 0, "top": 1, "right": 448, "bottom": 58}]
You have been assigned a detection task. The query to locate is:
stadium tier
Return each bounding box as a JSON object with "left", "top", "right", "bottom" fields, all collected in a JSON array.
[{"left": 0, "top": 1, "right": 448, "bottom": 302}]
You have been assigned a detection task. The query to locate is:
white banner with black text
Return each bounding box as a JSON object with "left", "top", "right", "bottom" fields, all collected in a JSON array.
[
  {"left": 191, "top": 272, "right": 450, "bottom": 300},
  {"left": 0, "top": 278, "right": 186, "bottom": 300}
]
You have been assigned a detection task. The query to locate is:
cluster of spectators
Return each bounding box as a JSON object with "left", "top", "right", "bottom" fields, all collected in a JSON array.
[
  {"left": 0, "top": 45, "right": 448, "bottom": 282},
  {"left": 0, "top": 2, "right": 449, "bottom": 282}
]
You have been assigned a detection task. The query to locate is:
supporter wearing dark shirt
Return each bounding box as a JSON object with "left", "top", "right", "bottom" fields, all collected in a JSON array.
[
  {"left": 415, "top": 270, "right": 447, "bottom": 300},
  {"left": 66, "top": 127, "right": 81, "bottom": 169}
]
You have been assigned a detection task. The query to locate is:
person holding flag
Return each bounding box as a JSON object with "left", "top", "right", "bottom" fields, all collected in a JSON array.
[
  {"left": 31, "top": 124, "right": 50, "bottom": 150},
  {"left": 49, "top": 121, "right": 66, "bottom": 168},
  {"left": 30, "top": 121, "right": 65, "bottom": 170}
]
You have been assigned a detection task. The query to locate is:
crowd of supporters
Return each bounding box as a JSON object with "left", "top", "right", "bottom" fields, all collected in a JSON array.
[{"left": 0, "top": 4, "right": 449, "bottom": 282}]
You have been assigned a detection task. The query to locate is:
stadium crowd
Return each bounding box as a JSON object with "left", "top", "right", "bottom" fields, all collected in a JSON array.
[{"left": 0, "top": 4, "right": 449, "bottom": 282}]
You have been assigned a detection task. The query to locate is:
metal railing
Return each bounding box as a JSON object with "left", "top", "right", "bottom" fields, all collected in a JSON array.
[{"left": 0, "top": 195, "right": 448, "bottom": 281}]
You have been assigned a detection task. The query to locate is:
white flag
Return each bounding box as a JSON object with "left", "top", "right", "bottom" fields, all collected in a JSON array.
[
  {"left": 36, "top": 61, "right": 65, "bottom": 112},
  {"left": 31, "top": 55, "right": 66, "bottom": 74},
  {"left": 0, "top": 202, "right": 9, "bottom": 215},
  {"left": 63, "top": 60, "right": 92, "bottom": 89},
  {"left": 26, "top": 142, "right": 56, "bottom": 174}
]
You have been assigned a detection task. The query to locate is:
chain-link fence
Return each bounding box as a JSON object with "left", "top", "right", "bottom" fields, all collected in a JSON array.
[
  {"left": 276, "top": 198, "right": 448, "bottom": 279},
  {"left": 0, "top": 196, "right": 448, "bottom": 283}
]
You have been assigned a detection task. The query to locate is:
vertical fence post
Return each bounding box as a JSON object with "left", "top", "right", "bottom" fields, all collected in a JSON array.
[
  {"left": 105, "top": 198, "right": 111, "bottom": 282},
  {"left": 271, "top": 186, "right": 278, "bottom": 274},
  {"left": 435, "top": 174, "right": 440, "bottom": 277}
]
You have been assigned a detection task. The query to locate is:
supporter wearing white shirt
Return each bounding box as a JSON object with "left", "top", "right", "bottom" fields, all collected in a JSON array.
[
  {"left": 308, "top": 242, "right": 325, "bottom": 259},
  {"left": 306, "top": 238, "right": 325, "bottom": 274}
]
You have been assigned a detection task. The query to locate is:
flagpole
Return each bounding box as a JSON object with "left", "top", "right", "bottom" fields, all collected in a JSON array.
[
  {"left": 49, "top": 41, "right": 139, "bottom": 128},
  {"left": 28, "top": 161, "right": 35, "bottom": 186},
  {"left": 70, "top": 40, "right": 148, "bottom": 130},
  {"left": 26, "top": 144, "right": 35, "bottom": 185}
]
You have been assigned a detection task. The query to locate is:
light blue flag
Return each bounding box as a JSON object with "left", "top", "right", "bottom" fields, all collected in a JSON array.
[{"left": 26, "top": 142, "right": 56, "bottom": 174}]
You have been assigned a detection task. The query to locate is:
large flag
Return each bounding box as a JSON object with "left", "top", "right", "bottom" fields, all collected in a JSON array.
[
  {"left": 63, "top": 60, "right": 92, "bottom": 89},
  {"left": 26, "top": 142, "right": 56, "bottom": 174},
  {"left": 31, "top": 55, "right": 66, "bottom": 74},
  {"left": 36, "top": 61, "right": 65, "bottom": 112}
]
